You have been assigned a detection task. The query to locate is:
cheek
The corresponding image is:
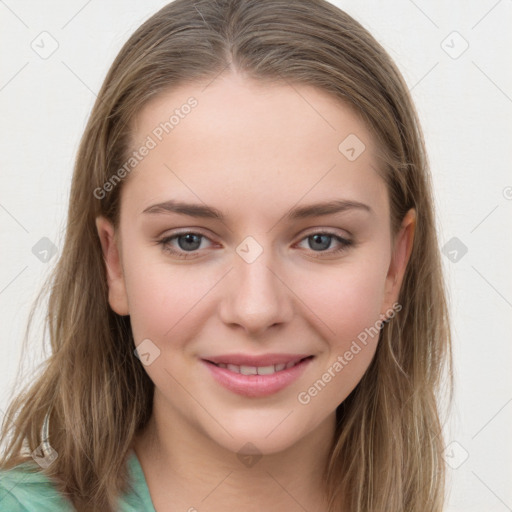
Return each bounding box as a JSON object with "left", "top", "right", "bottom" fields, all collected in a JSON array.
[
  {"left": 122, "top": 249, "right": 218, "bottom": 345},
  {"left": 124, "top": 239, "right": 390, "bottom": 344},
  {"left": 295, "top": 255, "right": 389, "bottom": 341},
  {"left": 291, "top": 259, "right": 389, "bottom": 407}
]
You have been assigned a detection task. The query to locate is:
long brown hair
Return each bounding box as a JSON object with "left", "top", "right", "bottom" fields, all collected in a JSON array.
[{"left": 0, "top": 1, "right": 453, "bottom": 510}]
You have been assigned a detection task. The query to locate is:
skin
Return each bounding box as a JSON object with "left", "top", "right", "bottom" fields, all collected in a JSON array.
[{"left": 96, "top": 71, "right": 415, "bottom": 512}]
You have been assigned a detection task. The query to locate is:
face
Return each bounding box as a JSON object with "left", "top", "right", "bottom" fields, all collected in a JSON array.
[{"left": 96, "top": 72, "right": 415, "bottom": 456}]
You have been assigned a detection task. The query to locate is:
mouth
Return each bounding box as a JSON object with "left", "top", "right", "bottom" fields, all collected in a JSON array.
[
  {"left": 205, "top": 356, "right": 314, "bottom": 375},
  {"left": 201, "top": 355, "right": 315, "bottom": 398}
]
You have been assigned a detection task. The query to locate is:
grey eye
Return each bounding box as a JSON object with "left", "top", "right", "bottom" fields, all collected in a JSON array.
[
  {"left": 307, "top": 234, "right": 334, "bottom": 251},
  {"left": 177, "top": 233, "right": 203, "bottom": 251}
]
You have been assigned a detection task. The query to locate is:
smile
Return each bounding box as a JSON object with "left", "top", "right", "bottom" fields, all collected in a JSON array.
[
  {"left": 202, "top": 356, "right": 314, "bottom": 398},
  {"left": 211, "top": 359, "right": 304, "bottom": 375}
]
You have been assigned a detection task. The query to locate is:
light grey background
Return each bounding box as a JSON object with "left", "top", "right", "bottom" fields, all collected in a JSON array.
[{"left": 1, "top": 1, "right": 511, "bottom": 510}]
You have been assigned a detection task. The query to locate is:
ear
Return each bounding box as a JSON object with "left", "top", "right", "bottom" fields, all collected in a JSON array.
[
  {"left": 381, "top": 208, "right": 416, "bottom": 316},
  {"left": 95, "top": 215, "right": 130, "bottom": 316}
]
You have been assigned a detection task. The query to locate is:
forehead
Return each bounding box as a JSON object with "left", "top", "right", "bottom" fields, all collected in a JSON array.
[{"left": 122, "top": 73, "right": 388, "bottom": 222}]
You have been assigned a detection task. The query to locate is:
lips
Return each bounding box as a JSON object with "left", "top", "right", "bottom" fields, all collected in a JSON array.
[{"left": 201, "top": 353, "right": 315, "bottom": 397}]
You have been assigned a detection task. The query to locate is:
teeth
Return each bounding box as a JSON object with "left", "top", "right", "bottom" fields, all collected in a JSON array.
[
  {"left": 215, "top": 360, "right": 302, "bottom": 375},
  {"left": 257, "top": 365, "right": 276, "bottom": 375},
  {"left": 240, "top": 366, "right": 258, "bottom": 375}
]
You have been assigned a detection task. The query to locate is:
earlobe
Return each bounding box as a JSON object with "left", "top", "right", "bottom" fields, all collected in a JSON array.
[
  {"left": 95, "top": 215, "right": 130, "bottom": 316},
  {"left": 382, "top": 208, "right": 416, "bottom": 315}
]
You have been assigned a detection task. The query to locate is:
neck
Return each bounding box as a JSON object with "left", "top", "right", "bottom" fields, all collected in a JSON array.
[{"left": 133, "top": 393, "right": 336, "bottom": 512}]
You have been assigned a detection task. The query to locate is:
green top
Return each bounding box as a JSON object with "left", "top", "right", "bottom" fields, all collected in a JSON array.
[{"left": 0, "top": 450, "right": 156, "bottom": 511}]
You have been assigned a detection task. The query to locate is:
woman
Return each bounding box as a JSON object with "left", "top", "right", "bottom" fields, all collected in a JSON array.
[{"left": 0, "top": 1, "right": 453, "bottom": 510}]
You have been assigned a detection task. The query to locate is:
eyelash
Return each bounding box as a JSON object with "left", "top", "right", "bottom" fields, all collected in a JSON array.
[{"left": 157, "top": 230, "right": 354, "bottom": 259}]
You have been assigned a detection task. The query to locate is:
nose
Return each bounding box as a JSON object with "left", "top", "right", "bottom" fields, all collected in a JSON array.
[{"left": 218, "top": 249, "right": 294, "bottom": 336}]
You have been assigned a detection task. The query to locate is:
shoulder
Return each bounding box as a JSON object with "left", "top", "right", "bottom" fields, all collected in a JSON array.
[
  {"left": 0, "top": 451, "right": 155, "bottom": 512},
  {"left": 0, "top": 462, "right": 74, "bottom": 512}
]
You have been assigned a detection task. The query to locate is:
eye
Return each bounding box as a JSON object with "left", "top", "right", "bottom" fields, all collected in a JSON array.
[
  {"left": 296, "top": 231, "right": 353, "bottom": 256},
  {"left": 158, "top": 231, "right": 214, "bottom": 259},
  {"left": 157, "top": 229, "right": 354, "bottom": 260}
]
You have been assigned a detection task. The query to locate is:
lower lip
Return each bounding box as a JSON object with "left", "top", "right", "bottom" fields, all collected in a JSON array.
[{"left": 201, "top": 357, "right": 314, "bottom": 398}]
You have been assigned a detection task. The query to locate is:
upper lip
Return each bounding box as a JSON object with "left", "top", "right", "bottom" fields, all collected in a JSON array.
[{"left": 203, "top": 353, "right": 313, "bottom": 367}]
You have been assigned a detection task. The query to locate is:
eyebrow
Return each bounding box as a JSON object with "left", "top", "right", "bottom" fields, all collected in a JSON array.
[{"left": 142, "top": 198, "right": 372, "bottom": 220}]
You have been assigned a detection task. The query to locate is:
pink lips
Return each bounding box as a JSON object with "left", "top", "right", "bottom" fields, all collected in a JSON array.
[{"left": 201, "top": 353, "right": 314, "bottom": 398}]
